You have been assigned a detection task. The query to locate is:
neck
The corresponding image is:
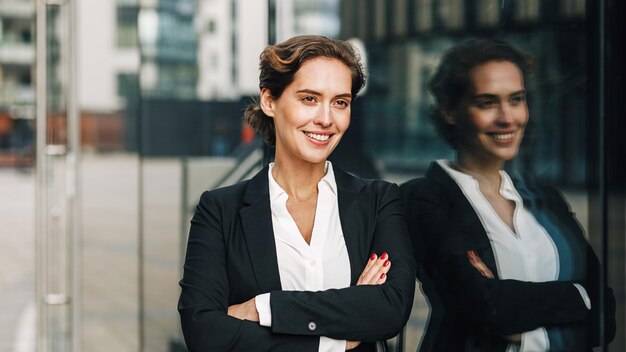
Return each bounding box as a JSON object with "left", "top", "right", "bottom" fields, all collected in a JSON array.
[
  {"left": 272, "top": 155, "right": 326, "bottom": 201},
  {"left": 454, "top": 152, "right": 504, "bottom": 192}
]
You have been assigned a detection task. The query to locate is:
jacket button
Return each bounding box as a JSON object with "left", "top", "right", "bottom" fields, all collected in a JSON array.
[{"left": 308, "top": 322, "right": 317, "bottom": 331}]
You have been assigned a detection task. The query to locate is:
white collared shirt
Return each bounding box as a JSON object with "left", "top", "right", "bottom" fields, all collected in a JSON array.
[
  {"left": 255, "top": 161, "right": 351, "bottom": 352},
  {"left": 438, "top": 160, "right": 559, "bottom": 352}
]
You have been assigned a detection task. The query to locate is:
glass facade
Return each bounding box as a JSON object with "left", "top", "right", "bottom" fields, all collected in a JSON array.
[{"left": 0, "top": 0, "right": 623, "bottom": 351}]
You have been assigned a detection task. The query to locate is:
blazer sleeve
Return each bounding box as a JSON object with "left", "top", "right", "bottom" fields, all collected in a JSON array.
[
  {"left": 406, "top": 193, "right": 590, "bottom": 337},
  {"left": 538, "top": 185, "right": 617, "bottom": 348},
  {"left": 269, "top": 183, "right": 417, "bottom": 342},
  {"left": 178, "top": 191, "right": 319, "bottom": 352}
]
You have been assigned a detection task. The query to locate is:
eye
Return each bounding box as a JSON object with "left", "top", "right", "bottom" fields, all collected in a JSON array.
[
  {"left": 509, "top": 94, "right": 526, "bottom": 105},
  {"left": 302, "top": 96, "right": 317, "bottom": 104},
  {"left": 334, "top": 99, "right": 350, "bottom": 108},
  {"left": 474, "top": 99, "right": 496, "bottom": 109}
]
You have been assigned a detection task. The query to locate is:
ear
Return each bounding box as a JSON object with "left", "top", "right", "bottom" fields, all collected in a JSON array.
[
  {"left": 442, "top": 108, "right": 456, "bottom": 125},
  {"left": 260, "top": 88, "right": 275, "bottom": 118}
]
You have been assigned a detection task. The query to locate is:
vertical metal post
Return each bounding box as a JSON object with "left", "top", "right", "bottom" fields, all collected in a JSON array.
[
  {"left": 66, "top": 0, "right": 81, "bottom": 351},
  {"left": 35, "top": 1, "right": 49, "bottom": 352},
  {"left": 36, "top": 0, "right": 80, "bottom": 350}
]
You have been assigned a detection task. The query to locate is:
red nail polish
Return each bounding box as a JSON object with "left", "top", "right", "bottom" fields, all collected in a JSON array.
[
  {"left": 370, "top": 253, "right": 376, "bottom": 261},
  {"left": 380, "top": 252, "right": 388, "bottom": 260},
  {"left": 384, "top": 260, "right": 390, "bottom": 267},
  {"left": 380, "top": 273, "right": 386, "bottom": 279}
]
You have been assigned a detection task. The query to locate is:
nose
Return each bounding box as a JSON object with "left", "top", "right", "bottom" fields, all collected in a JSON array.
[
  {"left": 495, "top": 103, "right": 514, "bottom": 125},
  {"left": 313, "top": 106, "right": 333, "bottom": 127}
]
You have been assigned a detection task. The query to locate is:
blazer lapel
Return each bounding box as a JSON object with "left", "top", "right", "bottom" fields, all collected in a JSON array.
[
  {"left": 239, "top": 167, "right": 282, "bottom": 293},
  {"left": 335, "top": 168, "right": 368, "bottom": 285},
  {"left": 426, "top": 162, "right": 498, "bottom": 274}
]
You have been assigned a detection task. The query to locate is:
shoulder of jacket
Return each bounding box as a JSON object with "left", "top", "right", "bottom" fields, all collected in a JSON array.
[
  {"left": 400, "top": 176, "right": 444, "bottom": 201},
  {"left": 199, "top": 179, "right": 250, "bottom": 205}
]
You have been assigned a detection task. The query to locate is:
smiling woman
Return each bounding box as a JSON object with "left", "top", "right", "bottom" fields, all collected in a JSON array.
[
  {"left": 400, "top": 38, "right": 615, "bottom": 352},
  {"left": 178, "top": 35, "right": 416, "bottom": 352}
]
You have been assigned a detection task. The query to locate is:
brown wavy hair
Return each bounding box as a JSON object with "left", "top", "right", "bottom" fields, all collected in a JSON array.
[{"left": 244, "top": 35, "right": 366, "bottom": 146}]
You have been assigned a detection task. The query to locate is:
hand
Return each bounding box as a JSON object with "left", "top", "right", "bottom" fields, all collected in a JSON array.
[
  {"left": 347, "top": 252, "right": 390, "bottom": 349},
  {"left": 467, "top": 250, "right": 494, "bottom": 278},
  {"left": 346, "top": 340, "right": 361, "bottom": 350},
  {"left": 227, "top": 297, "right": 259, "bottom": 322},
  {"left": 503, "top": 334, "right": 522, "bottom": 342},
  {"left": 357, "top": 252, "right": 391, "bottom": 285}
]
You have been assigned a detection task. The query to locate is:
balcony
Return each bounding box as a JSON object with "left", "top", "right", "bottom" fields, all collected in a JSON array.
[
  {"left": 0, "top": 1, "right": 34, "bottom": 19},
  {"left": 0, "top": 43, "right": 34, "bottom": 65}
]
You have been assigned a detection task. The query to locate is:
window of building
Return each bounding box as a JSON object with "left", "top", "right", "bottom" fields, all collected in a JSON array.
[{"left": 117, "top": 5, "right": 139, "bottom": 48}]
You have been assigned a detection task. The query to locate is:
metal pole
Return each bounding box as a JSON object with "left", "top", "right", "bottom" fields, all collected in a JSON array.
[
  {"left": 66, "top": 0, "right": 81, "bottom": 350},
  {"left": 597, "top": 0, "right": 607, "bottom": 349},
  {"left": 35, "top": 0, "right": 49, "bottom": 350}
]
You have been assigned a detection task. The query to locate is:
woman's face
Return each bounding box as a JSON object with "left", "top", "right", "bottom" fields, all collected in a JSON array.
[
  {"left": 261, "top": 57, "right": 352, "bottom": 165},
  {"left": 451, "top": 60, "right": 528, "bottom": 165}
]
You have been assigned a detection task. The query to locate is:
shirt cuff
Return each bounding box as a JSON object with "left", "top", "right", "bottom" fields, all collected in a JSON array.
[
  {"left": 255, "top": 293, "right": 272, "bottom": 327},
  {"left": 519, "top": 327, "right": 549, "bottom": 352},
  {"left": 573, "top": 283, "right": 592, "bottom": 310},
  {"left": 319, "top": 337, "right": 346, "bottom": 352}
]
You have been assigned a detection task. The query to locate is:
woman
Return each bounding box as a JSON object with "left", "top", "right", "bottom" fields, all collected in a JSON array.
[
  {"left": 401, "top": 38, "right": 614, "bottom": 351},
  {"left": 178, "top": 35, "right": 416, "bottom": 352}
]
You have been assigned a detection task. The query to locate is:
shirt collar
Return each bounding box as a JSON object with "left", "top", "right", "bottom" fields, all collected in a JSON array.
[
  {"left": 437, "top": 159, "right": 476, "bottom": 186},
  {"left": 268, "top": 161, "right": 337, "bottom": 203},
  {"left": 437, "top": 159, "right": 521, "bottom": 201}
]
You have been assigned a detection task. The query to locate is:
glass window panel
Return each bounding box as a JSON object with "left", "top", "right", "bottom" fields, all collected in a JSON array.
[
  {"left": 9, "top": 0, "right": 614, "bottom": 351},
  {"left": 0, "top": 10, "right": 34, "bottom": 341}
]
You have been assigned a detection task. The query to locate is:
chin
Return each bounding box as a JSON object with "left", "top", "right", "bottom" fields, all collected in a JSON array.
[
  {"left": 496, "top": 151, "right": 519, "bottom": 162},
  {"left": 298, "top": 152, "right": 331, "bottom": 165}
]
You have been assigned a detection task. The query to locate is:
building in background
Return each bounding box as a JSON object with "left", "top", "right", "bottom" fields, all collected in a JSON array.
[
  {"left": 0, "top": 0, "right": 35, "bottom": 166},
  {"left": 77, "top": 0, "right": 140, "bottom": 151},
  {"left": 0, "top": 0, "right": 142, "bottom": 160}
]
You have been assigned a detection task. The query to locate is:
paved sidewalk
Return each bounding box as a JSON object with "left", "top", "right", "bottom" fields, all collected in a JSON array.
[{"left": 0, "top": 167, "right": 35, "bottom": 352}]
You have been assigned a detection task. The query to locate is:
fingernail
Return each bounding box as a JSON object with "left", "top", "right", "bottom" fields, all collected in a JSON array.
[
  {"left": 380, "top": 252, "right": 388, "bottom": 260},
  {"left": 380, "top": 273, "right": 386, "bottom": 279},
  {"left": 384, "top": 260, "right": 390, "bottom": 267},
  {"left": 370, "top": 253, "right": 376, "bottom": 261}
]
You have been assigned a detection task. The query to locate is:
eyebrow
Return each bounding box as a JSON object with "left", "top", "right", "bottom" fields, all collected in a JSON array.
[
  {"left": 472, "top": 89, "right": 526, "bottom": 99},
  {"left": 296, "top": 89, "right": 352, "bottom": 99}
]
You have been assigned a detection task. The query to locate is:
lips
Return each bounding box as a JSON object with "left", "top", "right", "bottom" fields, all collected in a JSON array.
[
  {"left": 303, "top": 131, "right": 332, "bottom": 142},
  {"left": 492, "top": 132, "right": 514, "bottom": 140}
]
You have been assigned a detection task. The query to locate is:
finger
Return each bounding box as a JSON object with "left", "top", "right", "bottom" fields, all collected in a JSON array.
[
  {"left": 359, "top": 252, "right": 389, "bottom": 285},
  {"left": 375, "top": 260, "right": 391, "bottom": 284},
  {"left": 467, "top": 250, "right": 494, "bottom": 278},
  {"left": 357, "top": 253, "right": 379, "bottom": 285},
  {"left": 358, "top": 252, "right": 387, "bottom": 285}
]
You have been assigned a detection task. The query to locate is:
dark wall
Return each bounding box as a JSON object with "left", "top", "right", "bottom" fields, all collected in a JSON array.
[{"left": 138, "top": 98, "right": 246, "bottom": 157}]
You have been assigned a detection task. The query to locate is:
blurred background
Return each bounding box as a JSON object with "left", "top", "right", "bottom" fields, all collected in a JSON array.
[{"left": 0, "top": 0, "right": 623, "bottom": 351}]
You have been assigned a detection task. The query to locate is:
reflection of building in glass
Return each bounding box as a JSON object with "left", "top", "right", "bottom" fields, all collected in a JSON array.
[
  {"left": 0, "top": 0, "right": 35, "bottom": 163},
  {"left": 340, "top": 0, "right": 587, "bottom": 185}
]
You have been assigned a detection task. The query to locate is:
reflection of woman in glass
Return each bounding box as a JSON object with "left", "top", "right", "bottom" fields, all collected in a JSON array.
[
  {"left": 178, "top": 35, "right": 416, "bottom": 351},
  {"left": 401, "top": 38, "right": 614, "bottom": 351}
]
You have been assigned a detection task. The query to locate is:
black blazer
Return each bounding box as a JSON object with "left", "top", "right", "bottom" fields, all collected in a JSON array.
[
  {"left": 178, "top": 166, "right": 416, "bottom": 352},
  {"left": 400, "top": 162, "right": 615, "bottom": 352}
]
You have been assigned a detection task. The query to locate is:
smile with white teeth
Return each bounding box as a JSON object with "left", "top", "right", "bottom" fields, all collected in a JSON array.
[
  {"left": 304, "top": 131, "right": 331, "bottom": 141},
  {"left": 493, "top": 132, "right": 514, "bottom": 140}
]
